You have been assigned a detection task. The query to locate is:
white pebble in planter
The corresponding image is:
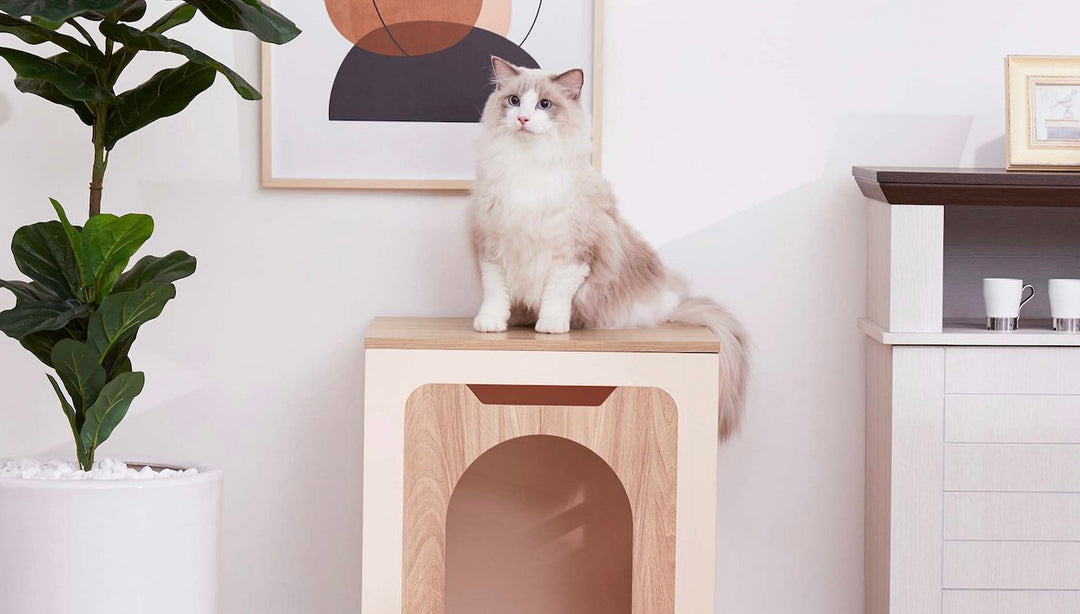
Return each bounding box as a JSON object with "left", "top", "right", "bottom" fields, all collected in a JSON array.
[{"left": 0, "top": 458, "right": 223, "bottom": 614}]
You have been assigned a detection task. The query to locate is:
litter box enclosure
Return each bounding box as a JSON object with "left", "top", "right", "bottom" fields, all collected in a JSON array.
[{"left": 362, "top": 318, "right": 722, "bottom": 613}]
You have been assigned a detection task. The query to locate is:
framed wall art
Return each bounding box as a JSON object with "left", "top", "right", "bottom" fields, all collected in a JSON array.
[
  {"left": 261, "top": 0, "right": 604, "bottom": 189},
  {"left": 1006, "top": 55, "right": 1080, "bottom": 171}
]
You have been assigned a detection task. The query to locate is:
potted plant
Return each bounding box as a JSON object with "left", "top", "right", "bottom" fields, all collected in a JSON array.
[{"left": 0, "top": 1, "right": 298, "bottom": 612}]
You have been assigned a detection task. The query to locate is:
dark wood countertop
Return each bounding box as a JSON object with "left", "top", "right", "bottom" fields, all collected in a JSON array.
[{"left": 853, "top": 166, "right": 1080, "bottom": 206}]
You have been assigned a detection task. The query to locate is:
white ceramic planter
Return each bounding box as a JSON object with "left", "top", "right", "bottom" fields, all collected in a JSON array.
[{"left": 0, "top": 461, "right": 223, "bottom": 614}]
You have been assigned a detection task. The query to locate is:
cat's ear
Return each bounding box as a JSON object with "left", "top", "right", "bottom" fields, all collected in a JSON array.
[
  {"left": 553, "top": 68, "right": 585, "bottom": 100},
  {"left": 491, "top": 56, "right": 520, "bottom": 84}
]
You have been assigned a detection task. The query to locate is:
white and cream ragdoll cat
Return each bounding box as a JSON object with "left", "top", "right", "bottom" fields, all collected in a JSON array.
[{"left": 469, "top": 57, "right": 750, "bottom": 437}]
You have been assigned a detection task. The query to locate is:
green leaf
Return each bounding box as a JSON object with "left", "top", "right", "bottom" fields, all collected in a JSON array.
[
  {"left": 0, "top": 14, "right": 102, "bottom": 62},
  {"left": 30, "top": 15, "right": 63, "bottom": 29},
  {"left": 21, "top": 328, "right": 70, "bottom": 367},
  {"left": 51, "top": 338, "right": 105, "bottom": 411},
  {"left": 0, "top": 0, "right": 127, "bottom": 22},
  {"left": 183, "top": 0, "right": 300, "bottom": 44},
  {"left": 85, "top": 282, "right": 174, "bottom": 360},
  {"left": 46, "top": 373, "right": 79, "bottom": 439},
  {"left": 149, "top": 4, "right": 197, "bottom": 33},
  {"left": 49, "top": 198, "right": 89, "bottom": 297},
  {"left": 11, "top": 220, "right": 80, "bottom": 298},
  {"left": 0, "top": 46, "right": 113, "bottom": 102},
  {"left": 101, "top": 330, "right": 133, "bottom": 378},
  {"left": 13, "top": 76, "right": 94, "bottom": 124},
  {"left": 117, "top": 0, "right": 144, "bottom": 21},
  {"left": 0, "top": 300, "right": 91, "bottom": 339},
  {"left": 107, "top": 5, "right": 198, "bottom": 80},
  {"left": 100, "top": 22, "right": 259, "bottom": 100},
  {"left": 80, "top": 211, "right": 153, "bottom": 297},
  {"left": 0, "top": 279, "right": 56, "bottom": 304},
  {"left": 80, "top": 370, "right": 143, "bottom": 450},
  {"left": 113, "top": 250, "right": 196, "bottom": 293},
  {"left": 103, "top": 62, "right": 215, "bottom": 149}
]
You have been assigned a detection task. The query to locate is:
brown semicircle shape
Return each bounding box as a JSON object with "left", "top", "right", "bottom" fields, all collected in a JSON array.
[{"left": 324, "top": 0, "right": 487, "bottom": 56}]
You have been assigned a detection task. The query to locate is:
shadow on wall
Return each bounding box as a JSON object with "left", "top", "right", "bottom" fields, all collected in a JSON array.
[
  {"left": 657, "top": 113, "right": 974, "bottom": 614},
  {"left": 974, "top": 135, "right": 1006, "bottom": 167}
]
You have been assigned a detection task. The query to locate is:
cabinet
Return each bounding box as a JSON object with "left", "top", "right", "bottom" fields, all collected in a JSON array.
[{"left": 856, "top": 167, "right": 1080, "bottom": 614}]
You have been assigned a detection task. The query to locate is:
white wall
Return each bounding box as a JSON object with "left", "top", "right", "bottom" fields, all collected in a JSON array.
[{"left": 2, "top": 1, "right": 1079, "bottom": 612}]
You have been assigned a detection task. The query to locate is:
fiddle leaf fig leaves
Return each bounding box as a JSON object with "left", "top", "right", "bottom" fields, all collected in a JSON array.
[
  {"left": 0, "top": 0, "right": 298, "bottom": 469},
  {"left": 0, "top": 46, "right": 112, "bottom": 102},
  {"left": 100, "top": 22, "right": 259, "bottom": 100},
  {"left": 0, "top": 13, "right": 102, "bottom": 62},
  {"left": 182, "top": 0, "right": 299, "bottom": 44},
  {"left": 113, "top": 250, "right": 196, "bottom": 293},
  {"left": 12, "top": 220, "right": 80, "bottom": 299},
  {"left": 52, "top": 338, "right": 105, "bottom": 411},
  {"left": 80, "top": 210, "right": 153, "bottom": 296},
  {"left": 0, "top": 0, "right": 127, "bottom": 22},
  {"left": 80, "top": 370, "right": 143, "bottom": 450},
  {"left": 86, "top": 282, "right": 175, "bottom": 361},
  {"left": 104, "top": 62, "right": 216, "bottom": 149}
]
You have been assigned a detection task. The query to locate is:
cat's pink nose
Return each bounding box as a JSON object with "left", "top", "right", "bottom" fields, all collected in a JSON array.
[{"left": 517, "top": 116, "right": 529, "bottom": 125}]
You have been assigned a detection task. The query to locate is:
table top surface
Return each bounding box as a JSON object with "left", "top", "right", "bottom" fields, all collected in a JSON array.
[
  {"left": 364, "top": 317, "right": 721, "bottom": 353},
  {"left": 853, "top": 166, "right": 1080, "bottom": 186},
  {"left": 852, "top": 166, "right": 1080, "bottom": 206}
]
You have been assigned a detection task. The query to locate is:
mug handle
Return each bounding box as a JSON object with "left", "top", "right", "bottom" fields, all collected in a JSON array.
[{"left": 1019, "top": 284, "right": 1036, "bottom": 315}]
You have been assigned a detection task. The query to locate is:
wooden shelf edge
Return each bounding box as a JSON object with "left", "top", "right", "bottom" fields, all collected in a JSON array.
[{"left": 859, "top": 317, "right": 1080, "bottom": 347}]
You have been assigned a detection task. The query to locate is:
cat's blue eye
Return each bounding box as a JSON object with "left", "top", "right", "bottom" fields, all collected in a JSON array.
[
  {"left": 508, "top": 95, "right": 520, "bottom": 107},
  {"left": 537, "top": 99, "right": 552, "bottom": 110}
]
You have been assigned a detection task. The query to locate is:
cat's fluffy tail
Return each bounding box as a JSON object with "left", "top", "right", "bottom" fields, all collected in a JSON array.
[{"left": 668, "top": 297, "right": 750, "bottom": 440}]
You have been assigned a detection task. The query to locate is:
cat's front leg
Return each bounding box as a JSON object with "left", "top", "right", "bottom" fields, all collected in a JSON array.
[
  {"left": 536, "top": 262, "right": 590, "bottom": 334},
  {"left": 474, "top": 261, "right": 512, "bottom": 332}
]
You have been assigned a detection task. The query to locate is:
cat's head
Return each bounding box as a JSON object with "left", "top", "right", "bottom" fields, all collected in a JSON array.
[{"left": 481, "top": 57, "right": 586, "bottom": 139}]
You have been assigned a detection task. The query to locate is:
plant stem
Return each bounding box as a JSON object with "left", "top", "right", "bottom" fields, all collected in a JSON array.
[
  {"left": 89, "top": 106, "right": 106, "bottom": 218},
  {"left": 66, "top": 19, "right": 99, "bottom": 52}
]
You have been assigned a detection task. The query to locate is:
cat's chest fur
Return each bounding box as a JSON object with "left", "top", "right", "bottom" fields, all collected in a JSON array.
[{"left": 477, "top": 165, "right": 580, "bottom": 306}]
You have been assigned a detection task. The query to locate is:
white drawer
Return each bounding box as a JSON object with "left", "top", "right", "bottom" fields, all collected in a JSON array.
[
  {"left": 944, "top": 492, "right": 1080, "bottom": 540},
  {"left": 944, "top": 541, "right": 1080, "bottom": 589},
  {"left": 946, "top": 347, "right": 1080, "bottom": 394},
  {"left": 944, "top": 590, "right": 1080, "bottom": 614},
  {"left": 945, "top": 395, "right": 1080, "bottom": 443},
  {"left": 945, "top": 443, "right": 1080, "bottom": 492}
]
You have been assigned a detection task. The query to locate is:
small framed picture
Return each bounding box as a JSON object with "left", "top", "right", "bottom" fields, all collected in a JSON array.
[{"left": 1007, "top": 55, "right": 1080, "bottom": 171}]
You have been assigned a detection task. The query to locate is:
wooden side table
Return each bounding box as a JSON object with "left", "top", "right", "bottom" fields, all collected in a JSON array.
[{"left": 361, "top": 318, "right": 723, "bottom": 613}]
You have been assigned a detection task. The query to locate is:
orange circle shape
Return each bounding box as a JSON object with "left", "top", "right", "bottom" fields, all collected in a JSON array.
[{"left": 325, "top": 0, "right": 491, "bottom": 57}]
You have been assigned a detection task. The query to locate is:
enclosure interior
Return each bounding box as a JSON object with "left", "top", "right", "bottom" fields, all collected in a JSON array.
[
  {"left": 405, "top": 383, "right": 676, "bottom": 614},
  {"left": 943, "top": 205, "right": 1080, "bottom": 325}
]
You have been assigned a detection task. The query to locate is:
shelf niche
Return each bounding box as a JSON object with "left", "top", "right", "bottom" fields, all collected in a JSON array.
[{"left": 943, "top": 205, "right": 1080, "bottom": 322}]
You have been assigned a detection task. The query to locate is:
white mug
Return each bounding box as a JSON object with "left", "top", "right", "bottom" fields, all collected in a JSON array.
[
  {"left": 1049, "top": 279, "right": 1080, "bottom": 331},
  {"left": 983, "top": 278, "right": 1035, "bottom": 331}
]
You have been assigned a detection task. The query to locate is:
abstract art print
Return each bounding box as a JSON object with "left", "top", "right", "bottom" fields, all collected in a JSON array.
[
  {"left": 1006, "top": 56, "right": 1080, "bottom": 171},
  {"left": 262, "top": 0, "right": 602, "bottom": 189}
]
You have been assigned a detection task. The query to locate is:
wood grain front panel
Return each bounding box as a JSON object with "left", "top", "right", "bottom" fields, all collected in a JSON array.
[
  {"left": 402, "top": 384, "right": 678, "bottom": 614},
  {"left": 943, "top": 541, "right": 1080, "bottom": 589},
  {"left": 945, "top": 443, "right": 1080, "bottom": 492},
  {"left": 944, "top": 590, "right": 1080, "bottom": 614},
  {"left": 945, "top": 492, "right": 1080, "bottom": 541},
  {"left": 945, "top": 395, "right": 1080, "bottom": 444},
  {"left": 946, "top": 347, "right": 1080, "bottom": 394}
]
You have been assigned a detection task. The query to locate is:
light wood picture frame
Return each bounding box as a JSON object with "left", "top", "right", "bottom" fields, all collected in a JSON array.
[
  {"left": 1006, "top": 55, "right": 1080, "bottom": 171},
  {"left": 261, "top": 0, "right": 604, "bottom": 190}
]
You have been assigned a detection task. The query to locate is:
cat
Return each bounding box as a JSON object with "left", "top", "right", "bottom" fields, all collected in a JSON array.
[{"left": 468, "top": 57, "right": 750, "bottom": 438}]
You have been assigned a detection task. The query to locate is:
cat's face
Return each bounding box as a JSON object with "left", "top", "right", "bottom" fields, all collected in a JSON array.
[{"left": 483, "top": 57, "right": 585, "bottom": 138}]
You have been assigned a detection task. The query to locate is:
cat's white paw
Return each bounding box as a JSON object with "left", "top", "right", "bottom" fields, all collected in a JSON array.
[
  {"left": 535, "top": 314, "right": 571, "bottom": 334},
  {"left": 474, "top": 312, "right": 509, "bottom": 332}
]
